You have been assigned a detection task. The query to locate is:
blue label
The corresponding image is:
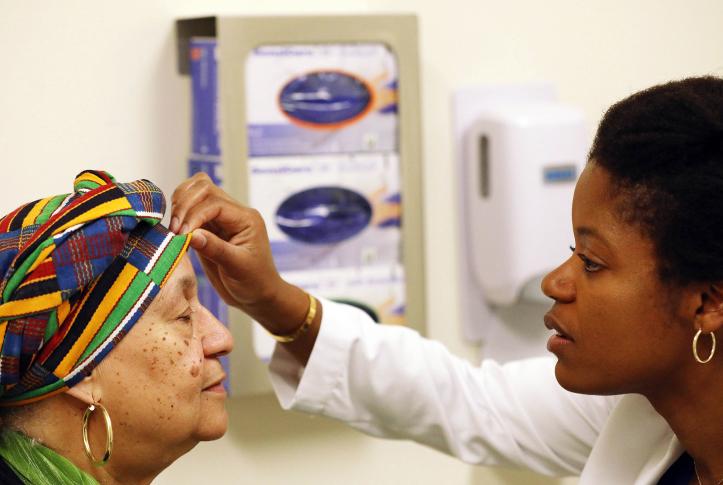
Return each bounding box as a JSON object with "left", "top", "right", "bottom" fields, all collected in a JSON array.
[
  {"left": 543, "top": 165, "right": 577, "bottom": 184},
  {"left": 188, "top": 159, "right": 222, "bottom": 185},
  {"left": 275, "top": 186, "right": 372, "bottom": 244},
  {"left": 279, "top": 71, "right": 372, "bottom": 126},
  {"left": 190, "top": 39, "right": 220, "bottom": 156}
]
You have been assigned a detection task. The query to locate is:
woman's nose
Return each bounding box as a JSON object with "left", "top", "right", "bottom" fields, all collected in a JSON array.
[
  {"left": 541, "top": 258, "right": 576, "bottom": 303},
  {"left": 199, "top": 307, "right": 234, "bottom": 358}
]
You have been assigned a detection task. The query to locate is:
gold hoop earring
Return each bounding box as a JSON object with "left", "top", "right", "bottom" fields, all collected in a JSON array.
[
  {"left": 693, "top": 329, "right": 717, "bottom": 364},
  {"left": 82, "top": 402, "right": 113, "bottom": 467}
]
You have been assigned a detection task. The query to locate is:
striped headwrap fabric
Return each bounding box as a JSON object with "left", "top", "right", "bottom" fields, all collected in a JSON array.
[{"left": 0, "top": 170, "right": 191, "bottom": 406}]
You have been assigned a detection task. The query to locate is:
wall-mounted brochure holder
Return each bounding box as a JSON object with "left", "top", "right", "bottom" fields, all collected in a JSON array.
[{"left": 176, "top": 15, "right": 426, "bottom": 396}]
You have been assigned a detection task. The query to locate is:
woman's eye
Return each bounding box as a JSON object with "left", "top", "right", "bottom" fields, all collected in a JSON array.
[{"left": 178, "top": 308, "right": 194, "bottom": 323}]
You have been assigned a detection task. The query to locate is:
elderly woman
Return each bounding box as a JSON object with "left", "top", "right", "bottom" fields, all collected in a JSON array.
[
  {"left": 0, "top": 170, "right": 232, "bottom": 484},
  {"left": 172, "top": 76, "right": 723, "bottom": 484}
]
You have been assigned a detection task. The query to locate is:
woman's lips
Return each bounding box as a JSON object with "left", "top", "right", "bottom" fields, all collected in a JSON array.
[
  {"left": 203, "top": 383, "right": 226, "bottom": 394},
  {"left": 202, "top": 374, "right": 227, "bottom": 394}
]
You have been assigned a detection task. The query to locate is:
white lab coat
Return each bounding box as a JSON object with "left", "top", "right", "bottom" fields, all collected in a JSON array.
[{"left": 269, "top": 300, "right": 685, "bottom": 484}]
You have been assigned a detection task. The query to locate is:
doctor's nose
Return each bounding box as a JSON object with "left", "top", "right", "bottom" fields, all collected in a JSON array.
[{"left": 541, "top": 258, "right": 576, "bottom": 303}]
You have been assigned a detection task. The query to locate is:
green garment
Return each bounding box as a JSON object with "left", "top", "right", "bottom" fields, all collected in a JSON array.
[{"left": 0, "top": 430, "right": 99, "bottom": 485}]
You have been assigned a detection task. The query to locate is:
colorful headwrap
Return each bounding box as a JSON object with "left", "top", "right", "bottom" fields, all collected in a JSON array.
[{"left": 0, "top": 170, "right": 191, "bottom": 406}]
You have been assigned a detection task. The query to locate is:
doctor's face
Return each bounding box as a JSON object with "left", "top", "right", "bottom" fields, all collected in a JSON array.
[{"left": 541, "top": 163, "right": 696, "bottom": 396}]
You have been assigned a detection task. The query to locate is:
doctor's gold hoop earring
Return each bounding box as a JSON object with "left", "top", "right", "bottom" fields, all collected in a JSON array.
[
  {"left": 82, "top": 401, "right": 113, "bottom": 467},
  {"left": 692, "top": 329, "right": 717, "bottom": 364}
]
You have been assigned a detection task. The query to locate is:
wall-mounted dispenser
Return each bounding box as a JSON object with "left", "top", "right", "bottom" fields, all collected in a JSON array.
[{"left": 453, "top": 85, "right": 588, "bottom": 347}]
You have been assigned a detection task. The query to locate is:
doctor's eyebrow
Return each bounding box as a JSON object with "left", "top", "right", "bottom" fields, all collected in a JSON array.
[{"left": 574, "top": 226, "right": 614, "bottom": 249}]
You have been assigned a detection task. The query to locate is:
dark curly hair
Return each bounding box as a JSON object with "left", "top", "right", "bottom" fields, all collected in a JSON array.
[{"left": 590, "top": 76, "right": 723, "bottom": 284}]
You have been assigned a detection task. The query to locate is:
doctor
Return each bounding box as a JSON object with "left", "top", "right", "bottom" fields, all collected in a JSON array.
[{"left": 170, "top": 76, "right": 723, "bottom": 485}]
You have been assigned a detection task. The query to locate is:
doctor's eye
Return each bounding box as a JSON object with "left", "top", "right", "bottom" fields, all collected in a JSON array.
[
  {"left": 577, "top": 254, "right": 602, "bottom": 273},
  {"left": 570, "top": 246, "right": 602, "bottom": 273}
]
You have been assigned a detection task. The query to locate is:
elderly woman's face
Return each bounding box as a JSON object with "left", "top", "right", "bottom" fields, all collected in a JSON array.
[
  {"left": 542, "top": 163, "right": 696, "bottom": 396},
  {"left": 92, "top": 256, "right": 233, "bottom": 455}
]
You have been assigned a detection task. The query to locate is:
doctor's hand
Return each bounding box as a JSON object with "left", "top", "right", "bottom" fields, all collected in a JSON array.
[
  {"left": 170, "top": 172, "right": 280, "bottom": 308},
  {"left": 169, "top": 173, "right": 320, "bottom": 348}
]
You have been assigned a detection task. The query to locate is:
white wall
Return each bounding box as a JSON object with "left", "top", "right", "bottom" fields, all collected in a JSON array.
[{"left": 1, "top": 1, "right": 722, "bottom": 483}]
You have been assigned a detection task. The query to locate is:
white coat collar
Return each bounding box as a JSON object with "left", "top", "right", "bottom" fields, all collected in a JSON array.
[{"left": 579, "top": 393, "right": 683, "bottom": 484}]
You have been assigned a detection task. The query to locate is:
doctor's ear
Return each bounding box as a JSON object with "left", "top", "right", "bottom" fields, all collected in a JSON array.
[{"left": 693, "top": 284, "right": 723, "bottom": 333}]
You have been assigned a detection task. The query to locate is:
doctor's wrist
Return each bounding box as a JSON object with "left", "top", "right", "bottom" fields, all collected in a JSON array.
[
  {"left": 266, "top": 292, "right": 317, "bottom": 343},
  {"left": 242, "top": 281, "right": 322, "bottom": 365},
  {"left": 242, "top": 281, "right": 314, "bottom": 336}
]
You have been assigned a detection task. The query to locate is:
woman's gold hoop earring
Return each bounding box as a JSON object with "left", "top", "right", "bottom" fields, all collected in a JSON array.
[
  {"left": 82, "top": 402, "right": 113, "bottom": 467},
  {"left": 693, "top": 329, "right": 717, "bottom": 364}
]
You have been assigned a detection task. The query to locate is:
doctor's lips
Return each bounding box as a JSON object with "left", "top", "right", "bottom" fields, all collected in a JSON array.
[{"left": 544, "top": 313, "right": 574, "bottom": 342}]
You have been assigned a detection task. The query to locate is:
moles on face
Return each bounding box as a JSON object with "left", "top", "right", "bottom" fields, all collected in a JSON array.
[
  {"left": 541, "top": 162, "right": 699, "bottom": 396},
  {"left": 91, "top": 256, "right": 233, "bottom": 460}
]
